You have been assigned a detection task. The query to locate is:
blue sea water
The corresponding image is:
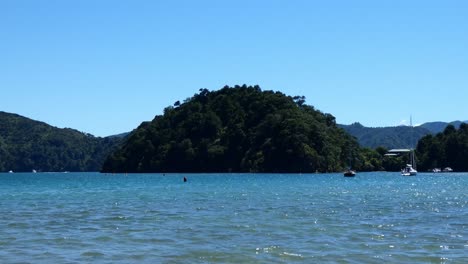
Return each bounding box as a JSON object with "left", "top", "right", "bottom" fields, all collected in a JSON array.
[{"left": 0, "top": 172, "right": 467, "bottom": 263}]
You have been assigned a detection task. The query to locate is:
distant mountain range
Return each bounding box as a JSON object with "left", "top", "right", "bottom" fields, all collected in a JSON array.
[
  {"left": 339, "top": 121, "right": 467, "bottom": 149},
  {"left": 418, "top": 121, "right": 466, "bottom": 134}
]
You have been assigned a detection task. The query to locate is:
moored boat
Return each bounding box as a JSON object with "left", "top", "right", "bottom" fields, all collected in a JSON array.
[
  {"left": 401, "top": 149, "right": 417, "bottom": 176},
  {"left": 386, "top": 149, "right": 418, "bottom": 176},
  {"left": 443, "top": 167, "right": 453, "bottom": 172},
  {"left": 344, "top": 169, "right": 356, "bottom": 177},
  {"left": 402, "top": 164, "right": 417, "bottom": 176}
]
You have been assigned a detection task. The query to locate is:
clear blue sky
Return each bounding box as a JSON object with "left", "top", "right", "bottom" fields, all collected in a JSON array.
[{"left": 2, "top": 0, "right": 467, "bottom": 137}]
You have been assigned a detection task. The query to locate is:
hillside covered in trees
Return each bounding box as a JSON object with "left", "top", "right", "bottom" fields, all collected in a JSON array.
[
  {"left": 339, "top": 123, "right": 432, "bottom": 149},
  {"left": 419, "top": 121, "right": 467, "bottom": 134},
  {"left": 416, "top": 124, "right": 468, "bottom": 171},
  {"left": 340, "top": 121, "right": 467, "bottom": 149},
  {"left": 102, "top": 85, "right": 364, "bottom": 173},
  {"left": 4, "top": 87, "right": 465, "bottom": 173},
  {"left": 0, "top": 111, "right": 123, "bottom": 172}
]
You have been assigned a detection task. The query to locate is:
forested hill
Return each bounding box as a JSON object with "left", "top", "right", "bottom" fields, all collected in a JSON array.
[
  {"left": 102, "top": 85, "right": 361, "bottom": 173},
  {"left": 0, "top": 111, "right": 123, "bottom": 172},
  {"left": 419, "top": 121, "right": 467, "bottom": 134},
  {"left": 339, "top": 123, "right": 432, "bottom": 149},
  {"left": 417, "top": 124, "right": 468, "bottom": 172},
  {"left": 339, "top": 121, "right": 467, "bottom": 149}
]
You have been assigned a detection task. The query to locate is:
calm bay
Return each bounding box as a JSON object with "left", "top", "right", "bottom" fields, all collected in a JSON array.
[{"left": 0, "top": 172, "right": 467, "bottom": 263}]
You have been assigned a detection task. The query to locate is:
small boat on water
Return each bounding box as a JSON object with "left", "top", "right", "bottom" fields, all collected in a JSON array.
[
  {"left": 344, "top": 169, "right": 356, "bottom": 177},
  {"left": 443, "top": 167, "right": 453, "bottom": 172},
  {"left": 400, "top": 116, "right": 417, "bottom": 176},
  {"left": 402, "top": 145, "right": 417, "bottom": 176},
  {"left": 8, "top": 170, "right": 13, "bottom": 173},
  {"left": 401, "top": 164, "right": 417, "bottom": 176},
  {"left": 387, "top": 149, "right": 418, "bottom": 176},
  {"left": 403, "top": 148, "right": 417, "bottom": 176}
]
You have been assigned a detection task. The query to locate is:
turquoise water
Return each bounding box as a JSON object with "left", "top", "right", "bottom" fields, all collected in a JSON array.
[{"left": 0, "top": 172, "right": 467, "bottom": 263}]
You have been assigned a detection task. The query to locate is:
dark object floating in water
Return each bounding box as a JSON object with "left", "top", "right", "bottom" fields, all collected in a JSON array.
[{"left": 183, "top": 176, "right": 187, "bottom": 182}]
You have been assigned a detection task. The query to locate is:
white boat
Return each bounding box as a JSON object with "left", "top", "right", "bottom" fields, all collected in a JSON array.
[
  {"left": 402, "top": 163, "right": 417, "bottom": 176},
  {"left": 8, "top": 170, "right": 13, "bottom": 173},
  {"left": 443, "top": 167, "right": 453, "bottom": 172},
  {"left": 387, "top": 149, "right": 418, "bottom": 176},
  {"left": 401, "top": 116, "right": 417, "bottom": 176},
  {"left": 401, "top": 148, "right": 417, "bottom": 176}
]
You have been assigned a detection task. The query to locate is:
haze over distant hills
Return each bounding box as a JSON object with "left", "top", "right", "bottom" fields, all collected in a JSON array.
[{"left": 339, "top": 120, "right": 467, "bottom": 149}]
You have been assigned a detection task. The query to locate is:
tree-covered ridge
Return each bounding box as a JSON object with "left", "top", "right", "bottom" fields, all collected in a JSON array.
[
  {"left": 416, "top": 123, "right": 468, "bottom": 171},
  {"left": 102, "top": 85, "right": 362, "bottom": 173},
  {"left": 340, "top": 121, "right": 468, "bottom": 149},
  {"left": 0, "top": 111, "right": 123, "bottom": 172},
  {"left": 420, "top": 121, "right": 467, "bottom": 134},
  {"left": 339, "top": 122, "right": 432, "bottom": 149}
]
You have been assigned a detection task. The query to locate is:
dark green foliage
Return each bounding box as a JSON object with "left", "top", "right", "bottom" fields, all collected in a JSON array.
[
  {"left": 102, "top": 85, "right": 361, "bottom": 173},
  {"left": 419, "top": 121, "right": 467, "bottom": 134},
  {"left": 416, "top": 124, "right": 468, "bottom": 171},
  {"left": 354, "top": 148, "right": 384, "bottom": 171},
  {"left": 340, "top": 123, "right": 432, "bottom": 149},
  {"left": 0, "top": 111, "right": 123, "bottom": 172}
]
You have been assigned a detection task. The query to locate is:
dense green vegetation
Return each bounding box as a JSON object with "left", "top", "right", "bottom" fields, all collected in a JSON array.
[
  {"left": 340, "top": 123, "right": 468, "bottom": 172},
  {"left": 339, "top": 123, "right": 432, "bottom": 149},
  {"left": 416, "top": 124, "right": 468, "bottom": 171},
  {"left": 102, "top": 85, "right": 363, "bottom": 173},
  {"left": 0, "top": 111, "right": 123, "bottom": 172},
  {"left": 420, "top": 121, "right": 467, "bottom": 134},
  {"left": 340, "top": 121, "right": 468, "bottom": 172},
  {"left": 340, "top": 121, "right": 467, "bottom": 149},
  {"left": 3, "top": 88, "right": 466, "bottom": 173}
]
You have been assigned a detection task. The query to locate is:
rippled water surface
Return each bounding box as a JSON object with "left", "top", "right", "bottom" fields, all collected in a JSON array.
[{"left": 0, "top": 172, "right": 467, "bottom": 263}]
